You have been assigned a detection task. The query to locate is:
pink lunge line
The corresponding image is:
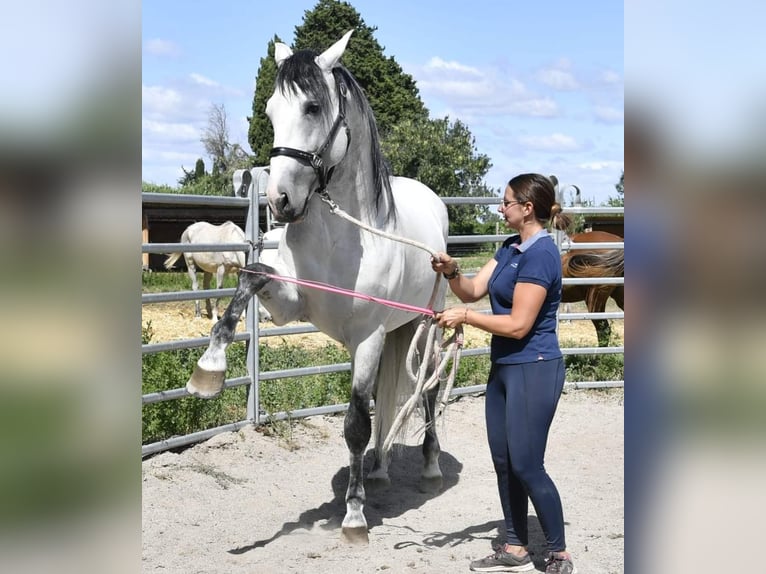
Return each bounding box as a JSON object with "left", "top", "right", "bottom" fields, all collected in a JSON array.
[{"left": 238, "top": 268, "right": 436, "bottom": 317}]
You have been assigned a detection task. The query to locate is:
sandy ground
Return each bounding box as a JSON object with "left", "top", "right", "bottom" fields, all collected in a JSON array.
[
  {"left": 141, "top": 299, "right": 623, "bottom": 350},
  {"left": 142, "top": 389, "right": 623, "bottom": 574}
]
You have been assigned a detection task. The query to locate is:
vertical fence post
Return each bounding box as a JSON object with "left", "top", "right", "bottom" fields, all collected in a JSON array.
[
  {"left": 244, "top": 170, "right": 261, "bottom": 424},
  {"left": 552, "top": 176, "right": 564, "bottom": 340}
]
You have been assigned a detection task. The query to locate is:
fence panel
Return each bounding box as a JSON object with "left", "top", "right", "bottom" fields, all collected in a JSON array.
[{"left": 142, "top": 171, "right": 623, "bottom": 455}]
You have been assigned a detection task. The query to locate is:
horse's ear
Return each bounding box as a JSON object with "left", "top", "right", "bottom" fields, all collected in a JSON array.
[
  {"left": 274, "top": 42, "right": 293, "bottom": 68},
  {"left": 315, "top": 29, "right": 354, "bottom": 71}
]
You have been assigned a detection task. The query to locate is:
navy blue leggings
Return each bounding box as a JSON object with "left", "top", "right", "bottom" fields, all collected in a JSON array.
[{"left": 484, "top": 357, "right": 566, "bottom": 551}]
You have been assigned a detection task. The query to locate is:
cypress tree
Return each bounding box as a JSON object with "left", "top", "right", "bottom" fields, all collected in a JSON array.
[{"left": 293, "top": 0, "right": 428, "bottom": 136}]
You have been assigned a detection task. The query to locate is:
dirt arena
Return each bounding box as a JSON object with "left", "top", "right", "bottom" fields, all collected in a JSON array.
[
  {"left": 142, "top": 388, "right": 623, "bottom": 574},
  {"left": 142, "top": 295, "right": 623, "bottom": 573}
]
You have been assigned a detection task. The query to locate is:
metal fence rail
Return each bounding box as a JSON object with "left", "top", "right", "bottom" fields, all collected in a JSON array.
[{"left": 141, "top": 173, "right": 624, "bottom": 455}]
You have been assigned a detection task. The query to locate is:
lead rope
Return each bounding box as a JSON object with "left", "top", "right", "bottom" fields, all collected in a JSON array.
[
  {"left": 317, "top": 191, "right": 440, "bottom": 257},
  {"left": 317, "top": 192, "right": 463, "bottom": 450}
]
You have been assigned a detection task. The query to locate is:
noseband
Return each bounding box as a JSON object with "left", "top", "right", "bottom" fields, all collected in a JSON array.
[{"left": 269, "top": 79, "right": 350, "bottom": 196}]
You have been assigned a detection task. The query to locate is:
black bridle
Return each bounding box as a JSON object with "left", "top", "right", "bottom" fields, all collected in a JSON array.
[{"left": 269, "top": 79, "right": 350, "bottom": 196}]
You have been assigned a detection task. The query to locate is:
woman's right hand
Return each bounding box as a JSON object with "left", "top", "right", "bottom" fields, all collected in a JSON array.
[{"left": 431, "top": 252, "right": 456, "bottom": 275}]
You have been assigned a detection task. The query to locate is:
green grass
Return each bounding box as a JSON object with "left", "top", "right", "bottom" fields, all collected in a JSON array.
[
  {"left": 564, "top": 352, "right": 624, "bottom": 382},
  {"left": 454, "top": 250, "right": 496, "bottom": 273},
  {"left": 142, "top": 270, "right": 239, "bottom": 293}
]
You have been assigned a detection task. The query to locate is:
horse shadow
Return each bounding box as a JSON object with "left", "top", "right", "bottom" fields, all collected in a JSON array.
[{"left": 229, "top": 445, "right": 463, "bottom": 554}]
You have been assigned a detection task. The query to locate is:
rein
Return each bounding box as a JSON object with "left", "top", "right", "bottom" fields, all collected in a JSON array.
[
  {"left": 316, "top": 192, "right": 440, "bottom": 258},
  {"left": 237, "top": 268, "right": 438, "bottom": 316}
]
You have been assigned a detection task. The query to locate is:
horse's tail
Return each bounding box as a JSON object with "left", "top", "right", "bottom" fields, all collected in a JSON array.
[
  {"left": 164, "top": 227, "right": 191, "bottom": 270},
  {"left": 373, "top": 320, "right": 419, "bottom": 460},
  {"left": 164, "top": 252, "right": 182, "bottom": 270},
  {"left": 564, "top": 249, "right": 624, "bottom": 278}
]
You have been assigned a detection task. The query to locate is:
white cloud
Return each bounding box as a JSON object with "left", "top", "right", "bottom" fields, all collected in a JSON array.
[
  {"left": 142, "top": 119, "right": 198, "bottom": 141},
  {"left": 536, "top": 62, "right": 580, "bottom": 91},
  {"left": 577, "top": 160, "right": 624, "bottom": 171},
  {"left": 142, "top": 148, "right": 200, "bottom": 163},
  {"left": 538, "top": 69, "right": 579, "bottom": 90},
  {"left": 413, "top": 58, "right": 559, "bottom": 119},
  {"left": 142, "top": 84, "right": 183, "bottom": 116},
  {"left": 190, "top": 73, "right": 220, "bottom": 88},
  {"left": 508, "top": 98, "right": 559, "bottom": 117},
  {"left": 418, "top": 79, "right": 490, "bottom": 100},
  {"left": 142, "top": 82, "right": 216, "bottom": 124},
  {"left": 600, "top": 69, "right": 622, "bottom": 85},
  {"left": 425, "top": 57, "right": 482, "bottom": 76},
  {"left": 518, "top": 133, "right": 580, "bottom": 151},
  {"left": 593, "top": 105, "right": 624, "bottom": 123},
  {"left": 144, "top": 38, "right": 180, "bottom": 56}
]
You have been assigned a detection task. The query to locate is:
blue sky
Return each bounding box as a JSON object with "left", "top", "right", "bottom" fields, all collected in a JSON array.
[{"left": 143, "top": 0, "right": 623, "bottom": 204}]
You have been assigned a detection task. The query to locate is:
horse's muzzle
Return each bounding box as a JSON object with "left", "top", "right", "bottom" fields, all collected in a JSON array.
[{"left": 269, "top": 191, "right": 308, "bottom": 223}]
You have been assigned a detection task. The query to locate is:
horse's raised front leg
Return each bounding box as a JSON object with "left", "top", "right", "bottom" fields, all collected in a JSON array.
[
  {"left": 341, "top": 329, "right": 385, "bottom": 545},
  {"left": 186, "top": 263, "right": 284, "bottom": 398}
]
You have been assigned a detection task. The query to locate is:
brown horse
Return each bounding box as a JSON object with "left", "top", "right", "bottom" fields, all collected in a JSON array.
[{"left": 561, "top": 231, "right": 624, "bottom": 346}]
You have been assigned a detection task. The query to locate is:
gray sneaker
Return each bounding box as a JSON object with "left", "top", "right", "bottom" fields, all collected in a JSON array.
[
  {"left": 544, "top": 553, "right": 577, "bottom": 574},
  {"left": 469, "top": 546, "right": 534, "bottom": 572}
]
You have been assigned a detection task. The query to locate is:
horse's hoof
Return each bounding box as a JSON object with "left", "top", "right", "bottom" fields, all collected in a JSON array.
[
  {"left": 186, "top": 365, "right": 225, "bottom": 398},
  {"left": 419, "top": 475, "right": 443, "bottom": 493},
  {"left": 341, "top": 526, "right": 369, "bottom": 545}
]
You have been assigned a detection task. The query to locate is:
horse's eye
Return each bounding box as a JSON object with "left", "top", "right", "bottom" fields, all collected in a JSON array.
[{"left": 304, "top": 102, "right": 321, "bottom": 116}]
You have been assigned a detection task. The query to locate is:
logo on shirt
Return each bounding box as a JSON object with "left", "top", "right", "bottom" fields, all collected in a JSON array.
[{"left": 510, "top": 262, "right": 518, "bottom": 268}]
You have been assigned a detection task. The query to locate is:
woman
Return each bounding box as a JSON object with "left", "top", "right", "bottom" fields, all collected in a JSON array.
[{"left": 431, "top": 173, "right": 576, "bottom": 574}]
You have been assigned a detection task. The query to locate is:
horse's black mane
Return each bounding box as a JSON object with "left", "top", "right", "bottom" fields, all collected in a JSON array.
[{"left": 275, "top": 50, "right": 394, "bottom": 224}]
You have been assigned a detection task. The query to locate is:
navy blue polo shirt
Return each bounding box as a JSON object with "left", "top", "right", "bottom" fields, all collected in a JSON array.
[{"left": 488, "top": 230, "right": 563, "bottom": 364}]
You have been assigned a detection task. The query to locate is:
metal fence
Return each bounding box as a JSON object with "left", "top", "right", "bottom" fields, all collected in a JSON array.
[{"left": 142, "top": 171, "right": 623, "bottom": 455}]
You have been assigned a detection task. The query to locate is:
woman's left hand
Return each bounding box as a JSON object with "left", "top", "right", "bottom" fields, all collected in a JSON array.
[{"left": 434, "top": 307, "right": 467, "bottom": 329}]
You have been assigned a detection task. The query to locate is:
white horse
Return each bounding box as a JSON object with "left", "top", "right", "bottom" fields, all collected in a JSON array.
[
  {"left": 164, "top": 221, "right": 247, "bottom": 322},
  {"left": 186, "top": 31, "right": 449, "bottom": 543}
]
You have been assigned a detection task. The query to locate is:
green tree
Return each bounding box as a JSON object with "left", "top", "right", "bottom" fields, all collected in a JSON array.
[
  {"left": 292, "top": 0, "right": 428, "bottom": 136},
  {"left": 383, "top": 117, "right": 499, "bottom": 235},
  {"left": 248, "top": 35, "right": 282, "bottom": 166},
  {"left": 194, "top": 158, "right": 205, "bottom": 179},
  {"left": 607, "top": 170, "right": 624, "bottom": 206},
  {"left": 176, "top": 157, "right": 207, "bottom": 187}
]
